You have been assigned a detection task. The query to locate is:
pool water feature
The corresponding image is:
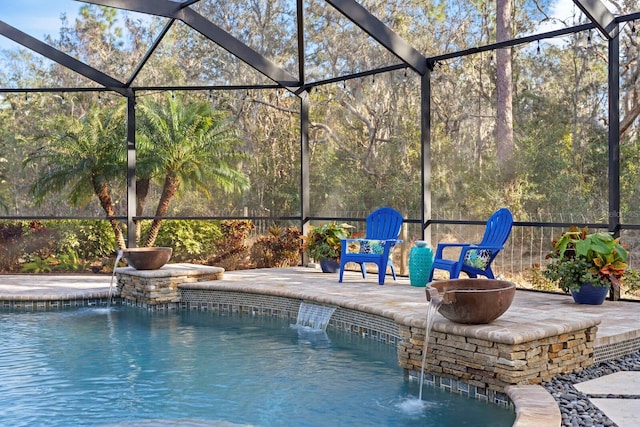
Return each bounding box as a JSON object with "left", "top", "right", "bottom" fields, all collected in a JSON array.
[
  {"left": 419, "top": 289, "right": 443, "bottom": 400},
  {"left": 107, "top": 250, "right": 123, "bottom": 309},
  {"left": 295, "top": 301, "right": 336, "bottom": 330},
  {"left": 0, "top": 308, "right": 515, "bottom": 427}
]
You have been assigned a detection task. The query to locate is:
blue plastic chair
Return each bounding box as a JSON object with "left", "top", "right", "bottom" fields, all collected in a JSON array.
[
  {"left": 428, "top": 208, "right": 513, "bottom": 281},
  {"left": 339, "top": 207, "right": 404, "bottom": 285}
]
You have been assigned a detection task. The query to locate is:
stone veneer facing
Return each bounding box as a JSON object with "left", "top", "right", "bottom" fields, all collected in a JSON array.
[
  {"left": 398, "top": 323, "right": 598, "bottom": 392},
  {"left": 116, "top": 263, "right": 224, "bottom": 306}
]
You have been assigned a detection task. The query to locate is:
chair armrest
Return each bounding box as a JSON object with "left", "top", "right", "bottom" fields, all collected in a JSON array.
[
  {"left": 384, "top": 239, "right": 402, "bottom": 253},
  {"left": 435, "top": 243, "right": 504, "bottom": 260}
]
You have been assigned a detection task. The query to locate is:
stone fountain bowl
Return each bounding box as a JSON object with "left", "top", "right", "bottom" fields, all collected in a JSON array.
[
  {"left": 425, "top": 279, "right": 516, "bottom": 324},
  {"left": 122, "top": 247, "right": 173, "bottom": 270}
]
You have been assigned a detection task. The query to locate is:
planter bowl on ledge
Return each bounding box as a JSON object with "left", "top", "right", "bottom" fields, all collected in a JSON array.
[
  {"left": 426, "top": 278, "right": 516, "bottom": 324},
  {"left": 122, "top": 247, "right": 173, "bottom": 270}
]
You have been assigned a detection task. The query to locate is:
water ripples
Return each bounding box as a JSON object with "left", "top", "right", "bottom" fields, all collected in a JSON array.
[{"left": 0, "top": 308, "right": 514, "bottom": 426}]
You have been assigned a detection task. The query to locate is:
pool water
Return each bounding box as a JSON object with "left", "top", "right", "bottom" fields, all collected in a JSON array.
[{"left": 0, "top": 307, "right": 515, "bottom": 426}]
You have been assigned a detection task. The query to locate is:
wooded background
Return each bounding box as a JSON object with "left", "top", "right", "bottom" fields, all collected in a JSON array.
[{"left": 2, "top": 1, "right": 640, "bottom": 264}]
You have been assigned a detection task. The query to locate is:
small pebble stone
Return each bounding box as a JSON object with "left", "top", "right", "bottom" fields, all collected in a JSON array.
[{"left": 542, "top": 349, "right": 640, "bottom": 426}]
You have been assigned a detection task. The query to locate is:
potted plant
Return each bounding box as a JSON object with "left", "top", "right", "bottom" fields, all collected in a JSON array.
[
  {"left": 305, "top": 222, "right": 353, "bottom": 273},
  {"left": 543, "top": 226, "right": 628, "bottom": 304}
]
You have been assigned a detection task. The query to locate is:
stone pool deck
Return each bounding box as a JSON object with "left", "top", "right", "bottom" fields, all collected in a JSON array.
[{"left": 2, "top": 266, "right": 640, "bottom": 427}]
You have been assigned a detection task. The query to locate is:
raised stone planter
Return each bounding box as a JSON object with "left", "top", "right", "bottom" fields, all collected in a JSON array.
[
  {"left": 398, "top": 317, "right": 600, "bottom": 393},
  {"left": 116, "top": 263, "right": 224, "bottom": 307}
]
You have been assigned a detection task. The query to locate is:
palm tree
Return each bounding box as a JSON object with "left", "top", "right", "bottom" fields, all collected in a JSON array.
[
  {"left": 137, "top": 94, "right": 249, "bottom": 247},
  {"left": 24, "top": 103, "right": 127, "bottom": 248}
]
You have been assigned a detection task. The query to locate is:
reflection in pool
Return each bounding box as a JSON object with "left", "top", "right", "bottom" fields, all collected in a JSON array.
[{"left": 0, "top": 308, "right": 515, "bottom": 426}]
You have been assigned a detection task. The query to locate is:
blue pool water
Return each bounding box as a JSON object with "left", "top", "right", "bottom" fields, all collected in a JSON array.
[{"left": 0, "top": 307, "right": 515, "bottom": 426}]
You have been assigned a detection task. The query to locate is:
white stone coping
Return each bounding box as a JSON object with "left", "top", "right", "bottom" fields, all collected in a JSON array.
[
  {"left": 115, "top": 263, "right": 224, "bottom": 278},
  {"left": 0, "top": 291, "right": 109, "bottom": 300},
  {"left": 505, "top": 385, "right": 561, "bottom": 427},
  {"left": 429, "top": 317, "right": 601, "bottom": 345}
]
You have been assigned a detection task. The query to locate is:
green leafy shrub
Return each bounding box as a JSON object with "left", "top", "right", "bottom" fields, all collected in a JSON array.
[
  {"left": 39, "top": 220, "right": 116, "bottom": 260},
  {"left": 52, "top": 250, "right": 91, "bottom": 272},
  {"left": 0, "top": 220, "right": 116, "bottom": 272},
  {"left": 46, "top": 220, "right": 117, "bottom": 260},
  {"left": 251, "top": 225, "right": 303, "bottom": 268},
  {"left": 20, "top": 256, "right": 54, "bottom": 273},
  {"left": 153, "top": 220, "right": 222, "bottom": 262},
  {"left": 304, "top": 222, "right": 353, "bottom": 262},
  {"left": 20, "top": 250, "right": 91, "bottom": 273}
]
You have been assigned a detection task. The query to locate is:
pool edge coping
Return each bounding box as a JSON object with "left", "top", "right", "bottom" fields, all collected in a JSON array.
[{"left": 505, "top": 385, "right": 561, "bottom": 427}]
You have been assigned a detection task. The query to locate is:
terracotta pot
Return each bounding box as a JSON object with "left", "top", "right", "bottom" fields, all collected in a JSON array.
[
  {"left": 426, "top": 278, "right": 516, "bottom": 324},
  {"left": 121, "top": 247, "right": 173, "bottom": 270}
]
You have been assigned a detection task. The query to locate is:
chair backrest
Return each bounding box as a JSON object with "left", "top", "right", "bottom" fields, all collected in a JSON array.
[
  {"left": 365, "top": 207, "right": 404, "bottom": 240},
  {"left": 479, "top": 208, "right": 514, "bottom": 247}
]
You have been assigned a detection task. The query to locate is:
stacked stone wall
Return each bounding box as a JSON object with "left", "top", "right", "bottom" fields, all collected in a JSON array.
[
  {"left": 398, "top": 324, "right": 598, "bottom": 392},
  {"left": 116, "top": 264, "right": 224, "bottom": 306},
  {"left": 117, "top": 275, "right": 182, "bottom": 304}
]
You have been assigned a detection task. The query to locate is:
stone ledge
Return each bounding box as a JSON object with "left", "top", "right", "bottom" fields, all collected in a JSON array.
[
  {"left": 116, "top": 263, "right": 224, "bottom": 279},
  {"left": 505, "top": 385, "right": 561, "bottom": 427},
  {"left": 116, "top": 264, "right": 224, "bottom": 305},
  {"left": 0, "top": 291, "right": 108, "bottom": 300},
  {"left": 595, "top": 328, "right": 640, "bottom": 347},
  {"left": 431, "top": 317, "right": 601, "bottom": 346},
  {"left": 179, "top": 279, "right": 601, "bottom": 349},
  {"left": 177, "top": 280, "right": 407, "bottom": 319}
]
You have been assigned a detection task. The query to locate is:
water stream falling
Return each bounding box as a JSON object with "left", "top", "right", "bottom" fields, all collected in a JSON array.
[
  {"left": 419, "top": 288, "right": 443, "bottom": 400},
  {"left": 106, "top": 250, "right": 123, "bottom": 309},
  {"left": 295, "top": 302, "right": 336, "bottom": 331}
]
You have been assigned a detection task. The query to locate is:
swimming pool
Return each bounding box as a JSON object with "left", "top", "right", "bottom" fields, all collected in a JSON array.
[{"left": 0, "top": 307, "right": 515, "bottom": 426}]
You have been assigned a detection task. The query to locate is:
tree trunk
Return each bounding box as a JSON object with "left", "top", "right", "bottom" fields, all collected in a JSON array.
[
  {"left": 93, "top": 178, "right": 126, "bottom": 249},
  {"left": 145, "top": 174, "right": 180, "bottom": 247},
  {"left": 496, "top": 0, "right": 514, "bottom": 174},
  {"left": 135, "top": 178, "right": 150, "bottom": 246}
]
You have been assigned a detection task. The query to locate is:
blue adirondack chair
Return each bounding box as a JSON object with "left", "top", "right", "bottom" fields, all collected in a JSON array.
[
  {"left": 339, "top": 207, "right": 404, "bottom": 285},
  {"left": 428, "top": 208, "right": 513, "bottom": 282}
]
